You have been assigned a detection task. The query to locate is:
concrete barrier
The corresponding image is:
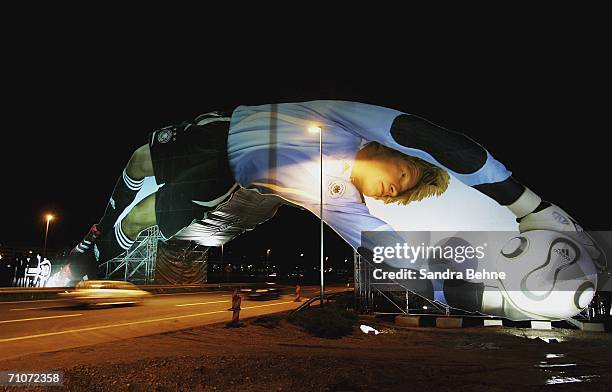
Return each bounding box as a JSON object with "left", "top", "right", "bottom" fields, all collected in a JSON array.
[
  {"left": 569, "top": 320, "right": 605, "bottom": 332},
  {"left": 395, "top": 315, "right": 421, "bottom": 327},
  {"left": 435, "top": 317, "right": 463, "bottom": 328},
  {"left": 530, "top": 321, "right": 552, "bottom": 330}
]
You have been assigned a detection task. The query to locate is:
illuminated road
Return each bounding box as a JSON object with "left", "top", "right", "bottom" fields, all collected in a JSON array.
[{"left": 0, "top": 285, "right": 344, "bottom": 361}]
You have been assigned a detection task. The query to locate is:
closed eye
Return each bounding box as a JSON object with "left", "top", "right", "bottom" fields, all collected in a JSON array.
[{"left": 399, "top": 172, "right": 409, "bottom": 192}]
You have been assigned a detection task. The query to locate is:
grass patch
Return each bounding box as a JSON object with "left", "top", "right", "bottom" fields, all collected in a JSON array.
[
  {"left": 289, "top": 304, "right": 357, "bottom": 339},
  {"left": 251, "top": 314, "right": 283, "bottom": 329}
]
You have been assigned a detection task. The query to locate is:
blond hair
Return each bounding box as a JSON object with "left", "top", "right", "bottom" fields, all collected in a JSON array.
[{"left": 372, "top": 143, "right": 450, "bottom": 205}]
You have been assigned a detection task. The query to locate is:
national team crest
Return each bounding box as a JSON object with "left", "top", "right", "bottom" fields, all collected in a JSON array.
[
  {"left": 157, "top": 127, "right": 174, "bottom": 144},
  {"left": 328, "top": 181, "right": 346, "bottom": 199}
]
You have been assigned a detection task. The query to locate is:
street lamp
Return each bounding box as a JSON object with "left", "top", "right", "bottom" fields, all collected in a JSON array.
[
  {"left": 308, "top": 125, "right": 324, "bottom": 305},
  {"left": 44, "top": 213, "right": 54, "bottom": 258},
  {"left": 266, "top": 248, "right": 271, "bottom": 270}
]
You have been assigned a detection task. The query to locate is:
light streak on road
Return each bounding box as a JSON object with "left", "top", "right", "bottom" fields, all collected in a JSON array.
[
  {"left": 176, "top": 300, "right": 228, "bottom": 307},
  {"left": 0, "top": 314, "right": 82, "bottom": 324}
]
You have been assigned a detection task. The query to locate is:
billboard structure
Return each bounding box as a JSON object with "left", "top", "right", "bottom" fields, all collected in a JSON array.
[{"left": 60, "top": 101, "right": 607, "bottom": 321}]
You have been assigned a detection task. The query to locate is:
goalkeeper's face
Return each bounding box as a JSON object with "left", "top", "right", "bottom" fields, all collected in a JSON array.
[{"left": 351, "top": 145, "right": 422, "bottom": 198}]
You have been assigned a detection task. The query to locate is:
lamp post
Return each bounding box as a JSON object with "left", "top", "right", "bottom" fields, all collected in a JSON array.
[
  {"left": 43, "top": 214, "right": 54, "bottom": 258},
  {"left": 266, "top": 248, "right": 271, "bottom": 270},
  {"left": 309, "top": 125, "right": 324, "bottom": 305},
  {"left": 221, "top": 244, "right": 224, "bottom": 278}
]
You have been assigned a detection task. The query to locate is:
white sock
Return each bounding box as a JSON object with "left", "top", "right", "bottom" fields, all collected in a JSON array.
[
  {"left": 115, "top": 221, "right": 135, "bottom": 251},
  {"left": 507, "top": 187, "right": 542, "bottom": 219}
]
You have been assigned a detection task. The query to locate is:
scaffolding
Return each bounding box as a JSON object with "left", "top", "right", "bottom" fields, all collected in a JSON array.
[
  {"left": 353, "top": 250, "right": 448, "bottom": 315},
  {"left": 101, "top": 226, "right": 160, "bottom": 284}
]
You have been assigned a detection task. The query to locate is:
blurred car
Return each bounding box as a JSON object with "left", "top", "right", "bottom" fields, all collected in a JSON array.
[
  {"left": 240, "top": 283, "right": 281, "bottom": 301},
  {"left": 58, "top": 280, "right": 151, "bottom": 307}
]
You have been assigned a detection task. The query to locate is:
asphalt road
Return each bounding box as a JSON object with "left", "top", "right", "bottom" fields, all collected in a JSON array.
[{"left": 0, "top": 285, "right": 341, "bottom": 362}]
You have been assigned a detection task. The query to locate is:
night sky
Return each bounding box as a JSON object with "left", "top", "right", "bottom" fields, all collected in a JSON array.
[{"left": 1, "top": 29, "right": 608, "bottom": 267}]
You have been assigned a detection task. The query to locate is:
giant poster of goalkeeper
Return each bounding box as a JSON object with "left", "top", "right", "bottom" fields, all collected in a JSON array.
[{"left": 64, "top": 100, "right": 608, "bottom": 321}]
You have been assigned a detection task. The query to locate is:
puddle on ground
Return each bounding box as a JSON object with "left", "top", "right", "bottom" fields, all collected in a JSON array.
[
  {"left": 537, "top": 353, "right": 600, "bottom": 385},
  {"left": 546, "top": 375, "right": 600, "bottom": 385}
]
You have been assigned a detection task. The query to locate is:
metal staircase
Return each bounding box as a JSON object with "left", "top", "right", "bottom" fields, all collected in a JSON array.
[{"left": 353, "top": 250, "right": 447, "bottom": 315}]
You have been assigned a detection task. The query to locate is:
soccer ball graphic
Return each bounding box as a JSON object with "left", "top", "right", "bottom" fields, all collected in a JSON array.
[{"left": 483, "top": 230, "right": 598, "bottom": 320}]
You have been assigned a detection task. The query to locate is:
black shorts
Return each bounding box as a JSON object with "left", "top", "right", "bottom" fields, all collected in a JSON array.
[{"left": 148, "top": 114, "right": 236, "bottom": 239}]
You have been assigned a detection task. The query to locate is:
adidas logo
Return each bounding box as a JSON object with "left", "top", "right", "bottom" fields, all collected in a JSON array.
[{"left": 554, "top": 247, "right": 573, "bottom": 262}]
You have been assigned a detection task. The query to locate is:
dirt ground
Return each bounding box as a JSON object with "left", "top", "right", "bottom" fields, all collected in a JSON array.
[{"left": 1, "top": 313, "right": 610, "bottom": 392}]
